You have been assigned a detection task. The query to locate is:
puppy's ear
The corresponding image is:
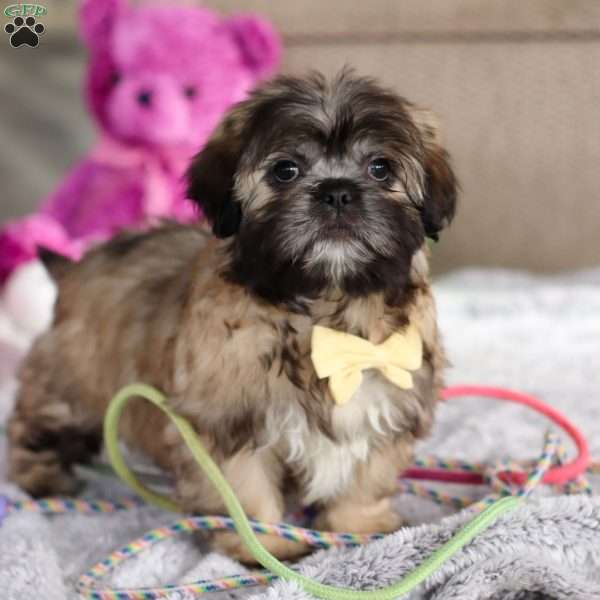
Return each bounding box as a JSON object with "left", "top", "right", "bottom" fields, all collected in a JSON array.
[
  {"left": 409, "top": 108, "right": 458, "bottom": 241},
  {"left": 186, "top": 110, "right": 246, "bottom": 238}
]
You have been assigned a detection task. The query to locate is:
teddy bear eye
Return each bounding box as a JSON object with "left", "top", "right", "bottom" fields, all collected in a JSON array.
[
  {"left": 183, "top": 86, "right": 197, "bottom": 100},
  {"left": 110, "top": 72, "right": 121, "bottom": 85}
]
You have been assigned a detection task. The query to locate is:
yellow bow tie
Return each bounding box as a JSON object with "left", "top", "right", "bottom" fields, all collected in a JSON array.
[{"left": 311, "top": 324, "right": 423, "bottom": 405}]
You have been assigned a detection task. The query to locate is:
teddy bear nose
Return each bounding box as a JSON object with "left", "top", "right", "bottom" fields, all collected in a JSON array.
[{"left": 137, "top": 90, "right": 153, "bottom": 107}]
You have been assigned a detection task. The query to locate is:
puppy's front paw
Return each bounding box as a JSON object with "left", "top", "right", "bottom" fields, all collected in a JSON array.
[
  {"left": 212, "top": 531, "right": 310, "bottom": 564},
  {"left": 318, "top": 497, "right": 403, "bottom": 535},
  {"left": 376, "top": 504, "right": 404, "bottom": 534}
]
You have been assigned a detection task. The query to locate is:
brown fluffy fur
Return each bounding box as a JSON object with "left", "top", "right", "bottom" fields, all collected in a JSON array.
[{"left": 8, "top": 71, "right": 457, "bottom": 563}]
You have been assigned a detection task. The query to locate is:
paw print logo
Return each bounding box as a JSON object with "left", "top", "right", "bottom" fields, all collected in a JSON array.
[{"left": 4, "top": 16, "right": 45, "bottom": 48}]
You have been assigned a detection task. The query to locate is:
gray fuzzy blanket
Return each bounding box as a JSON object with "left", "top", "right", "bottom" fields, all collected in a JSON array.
[{"left": 1, "top": 268, "right": 599, "bottom": 600}]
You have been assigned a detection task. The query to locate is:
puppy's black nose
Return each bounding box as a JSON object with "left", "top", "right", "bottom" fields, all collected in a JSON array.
[
  {"left": 137, "top": 90, "right": 153, "bottom": 107},
  {"left": 317, "top": 179, "right": 357, "bottom": 211}
]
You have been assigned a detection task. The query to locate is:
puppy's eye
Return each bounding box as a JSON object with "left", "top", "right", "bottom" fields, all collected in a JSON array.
[
  {"left": 368, "top": 158, "right": 390, "bottom": 182},
  {"left": 273, "top": 160, "right": 300, "bottom": 183}
]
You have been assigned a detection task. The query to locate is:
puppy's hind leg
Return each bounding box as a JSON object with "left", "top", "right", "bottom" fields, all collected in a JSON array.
[{"left": 7, "top": 372, "right": 101, "bottom": 497}]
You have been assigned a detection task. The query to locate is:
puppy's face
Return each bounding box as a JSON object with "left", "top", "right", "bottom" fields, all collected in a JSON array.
[{"left": 188, "top": 71, "right": 457, "bottom": 306}]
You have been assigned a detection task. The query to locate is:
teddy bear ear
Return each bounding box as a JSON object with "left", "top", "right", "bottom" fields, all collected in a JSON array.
[
  {"left": 224, "top": 15, "right": 282, "bottom": 79},
  {"left": 79, "top": 0, "right": 126, "bottom": 48}
]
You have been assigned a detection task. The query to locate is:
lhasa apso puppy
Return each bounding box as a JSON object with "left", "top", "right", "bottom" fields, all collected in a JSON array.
[{"left": 8, "top": 70, "right": 457, "bottom": 562}]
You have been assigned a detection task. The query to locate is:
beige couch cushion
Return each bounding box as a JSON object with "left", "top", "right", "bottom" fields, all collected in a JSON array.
[
  {"left": 206, "top": 0, "right": 600, "bottom": 36},
  {"left": 204, "top": 0, "right": 600, "bottom": 273},
  {"left": 4, "top": 1, "right": 599, "bottom": 272}
]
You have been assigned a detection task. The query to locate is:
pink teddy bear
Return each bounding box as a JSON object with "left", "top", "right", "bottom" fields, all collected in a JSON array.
[
  {"left": 0, "top": 0, "right": 280, "bottom": 341},
  {"left": 0, "top": 0, "right": 280, "bottom": 285}
]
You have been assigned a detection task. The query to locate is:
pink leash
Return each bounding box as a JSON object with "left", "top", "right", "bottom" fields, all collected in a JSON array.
[{"left": 403, "top": 385, "right": 591, "bottom": 486}]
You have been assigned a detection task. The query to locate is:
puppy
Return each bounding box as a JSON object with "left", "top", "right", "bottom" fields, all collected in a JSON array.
[{"left": 8, "top": 70, "right": 457, "bottom": 562}]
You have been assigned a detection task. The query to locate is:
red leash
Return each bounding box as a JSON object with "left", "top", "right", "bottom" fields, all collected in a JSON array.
[{"left": 403, "top": 385, "right": 591, "bottom": 486}]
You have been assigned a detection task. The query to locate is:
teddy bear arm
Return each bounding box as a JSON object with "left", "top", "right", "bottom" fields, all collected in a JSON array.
[{"left": 43, "top": 159, "right": 146, "bottom": 240}]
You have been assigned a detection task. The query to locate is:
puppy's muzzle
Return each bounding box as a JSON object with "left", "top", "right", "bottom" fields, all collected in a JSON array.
[{"left": 316, "top": 179, "right": 360, "bottom": 213}]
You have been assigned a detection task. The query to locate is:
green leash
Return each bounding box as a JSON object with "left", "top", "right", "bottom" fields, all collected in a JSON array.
[{"left": 105, "top": 383, "right": 522, "bottom": 600}]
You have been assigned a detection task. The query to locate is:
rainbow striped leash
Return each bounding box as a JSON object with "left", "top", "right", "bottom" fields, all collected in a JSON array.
[{"left": 1, "top": 429, "right": 595, "bottom": 599}]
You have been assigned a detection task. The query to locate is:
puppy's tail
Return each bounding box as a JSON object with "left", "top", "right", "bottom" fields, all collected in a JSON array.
[{"left": 37, "top": 246, "right": 73, "bottom": 281}]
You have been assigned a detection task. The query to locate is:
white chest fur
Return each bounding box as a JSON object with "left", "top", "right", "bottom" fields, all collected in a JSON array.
[{"left": 266, "top": 371, "right": 402, "bottom": 504}]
